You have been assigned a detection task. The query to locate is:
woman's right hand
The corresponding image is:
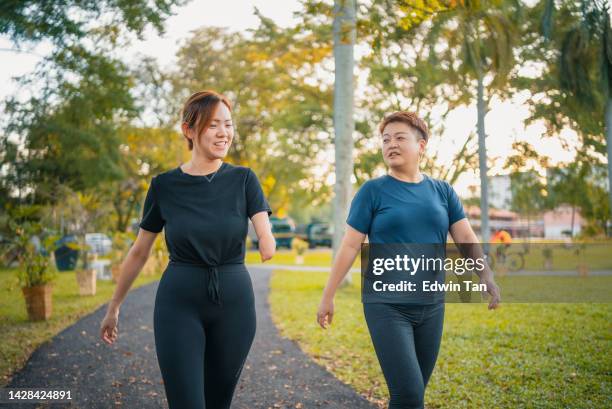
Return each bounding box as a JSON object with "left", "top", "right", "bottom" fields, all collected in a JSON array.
[
  {"left": 99, "top": 309, "right": 119, "bottom": 345},
  {"left": 317, "top": 296, "right": 334, "bottom": 329}
]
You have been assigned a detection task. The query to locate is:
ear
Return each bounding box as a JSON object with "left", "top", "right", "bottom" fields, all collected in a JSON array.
[
  {"left": 181, "top": 122, "right": 192, "bottom": 139},
  {"left": 419, "top": 138, "right": 426, "bottom": 150}
]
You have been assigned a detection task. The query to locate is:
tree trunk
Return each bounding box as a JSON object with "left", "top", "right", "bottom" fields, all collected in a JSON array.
[
  {"left": 332, "top": 0, "right": 356, "bottom": 286},
  {"left": 477, "top": 72, "right": 491, "bottom": 250},
  {"left": 606, "top": 96, "right": 612, "bottom": 236}
]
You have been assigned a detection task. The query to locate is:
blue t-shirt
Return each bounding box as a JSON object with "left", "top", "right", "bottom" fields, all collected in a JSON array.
[
  {"left": 347, "top": 174, "right": 467, "bottom": 304},
  {"left": 346, "top": 174, "right": 465, "bottom": 244}
]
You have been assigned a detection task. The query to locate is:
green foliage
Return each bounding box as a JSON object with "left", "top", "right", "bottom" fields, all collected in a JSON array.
[
  {"left": 547, "top": 159, "right": 610, "bottom": 236},
  {"left": 0, "top": 0, "right": 185, "bottom": 45},
  {"left": 0, "top": 0, "right": 186, "bottom": 216},
  {"left": 2, "top": 45, "right": 136, "bottom": 198},
  {"left": 516, "top": 0, "right": 609, "bottom": 152},
  {"left": 5, "top": 218, "right": 59, "bottom": 288}
]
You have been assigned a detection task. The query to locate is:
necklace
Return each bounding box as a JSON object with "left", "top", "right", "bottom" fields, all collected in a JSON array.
[{"left": 181, "top": 161, "right": 224, "bottom": 183}]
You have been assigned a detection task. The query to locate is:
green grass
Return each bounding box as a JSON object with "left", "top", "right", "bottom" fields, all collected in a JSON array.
[
  {"left": 269, "top": 269, "right": 612, "bottom": 408},
  {"left": 248, "top": 244, "right": 612, "bottom": 273},
  {"left": 246, "top": 249, "right": 360, "bottom": 268},
  {"left": 489, "top": 242, "right": 612, "bottom": 271},
  {"left": 0, "top": 267, "right": 162, "bottom": 387}
]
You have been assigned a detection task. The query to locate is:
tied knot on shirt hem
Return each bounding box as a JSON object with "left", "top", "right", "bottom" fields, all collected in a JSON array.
[{"left": 207, "top": 266, "right": 221, "bottom": 305}]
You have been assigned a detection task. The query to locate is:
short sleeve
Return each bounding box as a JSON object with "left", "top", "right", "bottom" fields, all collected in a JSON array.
[
  {"left": 139, "top": 176, "right": 165, "bottom": 233},
  {"left": 446, "top": 182, "right": 466, "bottom": 226},
  {"left": 346, "top": 181, "right": 375, "bottom": 235},
  {"left": 246, "top": 168, "right": 272, "bottom": 218}
]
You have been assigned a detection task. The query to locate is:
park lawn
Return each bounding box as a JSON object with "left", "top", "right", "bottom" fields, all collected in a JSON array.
[
  {"left": 505, "top": 242, "right": 612, "bottom": 271},
  {"left": 246, "top": 248, "right": 361, "bottom": 268},
  {"left": 0, "top": 267, "right": 163, "bottom": 387},
  {"left": 247, "top": 244, "right": 612, "bottom": 272},
  {"left": 269, "top": 269, "right": 612, "bottom": 409}
]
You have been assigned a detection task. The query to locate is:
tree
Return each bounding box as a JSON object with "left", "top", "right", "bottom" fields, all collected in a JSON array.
[
  {"left": 537, "top": 0, "right": 612, "bottom": 231},
  {"left": 0, "top": 0, "right": 184, "bottom": 46},
  {"left": 3, "top": 45, "right": 137, "bottom": 201},
  {"left": 418, "top": 0, "right": 520, "bottom": 246},
  {"left": 332, "top": 0, "right": 356, "bottom": 285},
  {"left": 547, "top": 159, "right": 610, "bottom": 237},
  {"left": 0, "top": 0, "right": 186, "bottom": 239},
  {"left": 504, "top": 142, "right": 549, "bottom": 232}
]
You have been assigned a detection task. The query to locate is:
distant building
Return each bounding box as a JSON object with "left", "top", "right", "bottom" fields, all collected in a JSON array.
[
  {"left": 488, "top": 175, "right": 512, "bottom": 209},
  {"left": 542, "top": 205, "right": 584, "bottom": 238},
  {"left": 464, "top": 168, "right": 594, "bottom": 238},
  {"left": 464, "top": 205, "right": 544, "bottom": 238},
  {"left": 468, "top": 173, "right": 534, "bottom": 211}
]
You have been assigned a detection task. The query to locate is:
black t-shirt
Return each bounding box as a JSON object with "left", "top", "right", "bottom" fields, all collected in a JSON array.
[{"left": 139, "top": 162, "right": 272, "bottom": 266}]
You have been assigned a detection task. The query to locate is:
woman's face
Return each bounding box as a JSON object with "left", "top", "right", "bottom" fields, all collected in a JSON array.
[
  {"left": 381, "top": 121, "right": 426, "bottom": 169},
  {"left": 186, "top": 102, "right": 234, "bottom": 159}
]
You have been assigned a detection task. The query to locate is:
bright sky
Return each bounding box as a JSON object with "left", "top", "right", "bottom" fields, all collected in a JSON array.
[{"left": 0, "top": 0, "right": 577, "bottom": 197}]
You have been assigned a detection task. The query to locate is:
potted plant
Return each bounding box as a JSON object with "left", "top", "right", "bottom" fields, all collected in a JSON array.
[
  {"left": 9, "top": 220, "right": 59, "bottom": 321},
  {"left": 57, "top": 190, "right": 107, "bottom": 295},
  {"left": 75, "top": 246, "right": 97, "bottom": 295},
  {"left": 291, "top": 237, "right": 308, "bottom": 265}
]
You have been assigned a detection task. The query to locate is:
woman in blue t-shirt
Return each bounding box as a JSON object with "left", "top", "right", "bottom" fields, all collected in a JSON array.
[{"left": 317, "top": 111, "right": 500, "bottom": 409}]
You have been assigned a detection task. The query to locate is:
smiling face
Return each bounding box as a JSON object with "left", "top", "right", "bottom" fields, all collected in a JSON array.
[
  {"left": 182, "top": 102, "right": 234, "bottom": 160},
  {"left": 381, "top": 121, "right": 426, "bottom": 169}
]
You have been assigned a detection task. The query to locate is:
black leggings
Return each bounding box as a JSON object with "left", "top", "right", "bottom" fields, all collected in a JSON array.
[
  {"left": 153, "top": 261, "right": 256, "bottom": 409},
  {"left": 363, "top": 302, "right": 445, "bottom": 409}
]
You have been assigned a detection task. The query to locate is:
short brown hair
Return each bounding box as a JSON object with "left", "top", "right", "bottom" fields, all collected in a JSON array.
[
  {"left": 378, "top": 111, "right": 429, "bottom": 141},
  {"left": 181, "top": 90, "right": 232, "bottom": 151}
]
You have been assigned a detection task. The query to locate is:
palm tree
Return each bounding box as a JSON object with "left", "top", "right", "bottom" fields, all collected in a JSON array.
[
  {"left": 410, "top": 0, "right": 520, "bottom": 247},
  {"left": 333, "top": 0, "right": 356, "bottom": 285},
  {"left": 541, "top": 0, "right": 612, "bottom": 233}
]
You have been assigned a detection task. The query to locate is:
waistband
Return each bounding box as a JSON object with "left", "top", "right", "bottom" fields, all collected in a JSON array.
[{"left": 166, "top": 261, "right": 248, "bottom": 306}]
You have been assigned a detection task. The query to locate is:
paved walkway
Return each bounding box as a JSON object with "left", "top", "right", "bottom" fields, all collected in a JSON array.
[{"left": 4, "top": 265, "right": 377, "bottom": 409}]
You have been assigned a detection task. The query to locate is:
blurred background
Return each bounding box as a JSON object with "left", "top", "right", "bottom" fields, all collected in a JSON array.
[{"left": 0, "top": 1, "right": 610, "bottom": 408}]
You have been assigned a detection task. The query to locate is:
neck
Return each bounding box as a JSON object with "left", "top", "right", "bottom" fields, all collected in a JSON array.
[
  {"left": 389, "top": 166, "right": 423, "bottom": 183},
  {"left": 184, "top": 156, "right": 222, "bottom": 174}
]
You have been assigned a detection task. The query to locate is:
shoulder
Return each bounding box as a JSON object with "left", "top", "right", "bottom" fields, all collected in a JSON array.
[
  {"left": 151, "top": 167, "right": 179, "bottom": 186},
  {"left": 223, "top": 162, "right": 253, "bottom": 178},
  {"left": 354, "top": 176, "right": 388, "bottom": 205},
  {"left": 424, "top": 175, "right": 451, "bottom": 191},
  {"left": 425, "top": 176, "right": 460, "bottom": 201},
  {"left": 224, "top": 164, "right": 263, "bottom": 189},
  {"left": 359, "top": 175, "right": 388, "bottom": 193}
]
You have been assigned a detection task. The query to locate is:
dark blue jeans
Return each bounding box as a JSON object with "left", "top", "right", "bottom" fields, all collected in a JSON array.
[{"left": 363, "top": 302, "right": 445, "bottom": 409}]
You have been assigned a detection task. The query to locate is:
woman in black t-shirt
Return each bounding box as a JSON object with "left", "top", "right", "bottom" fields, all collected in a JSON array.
[{"left": 99, "top": 90, "right": 276, "bottom": 409}]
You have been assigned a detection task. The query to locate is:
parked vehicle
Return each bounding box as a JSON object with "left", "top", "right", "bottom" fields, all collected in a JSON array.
[
  {"left": 249, "top": 217, "right": 295, "bottom": 249},
  {"left": 306, "top": 222, "right": 332, "bottom": 248},
  {"left": 85, "top": 233, "right": 112, "bottom": 256},
  {"left": 295, "top": 222, "right": 333, "bottom": 249}
]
